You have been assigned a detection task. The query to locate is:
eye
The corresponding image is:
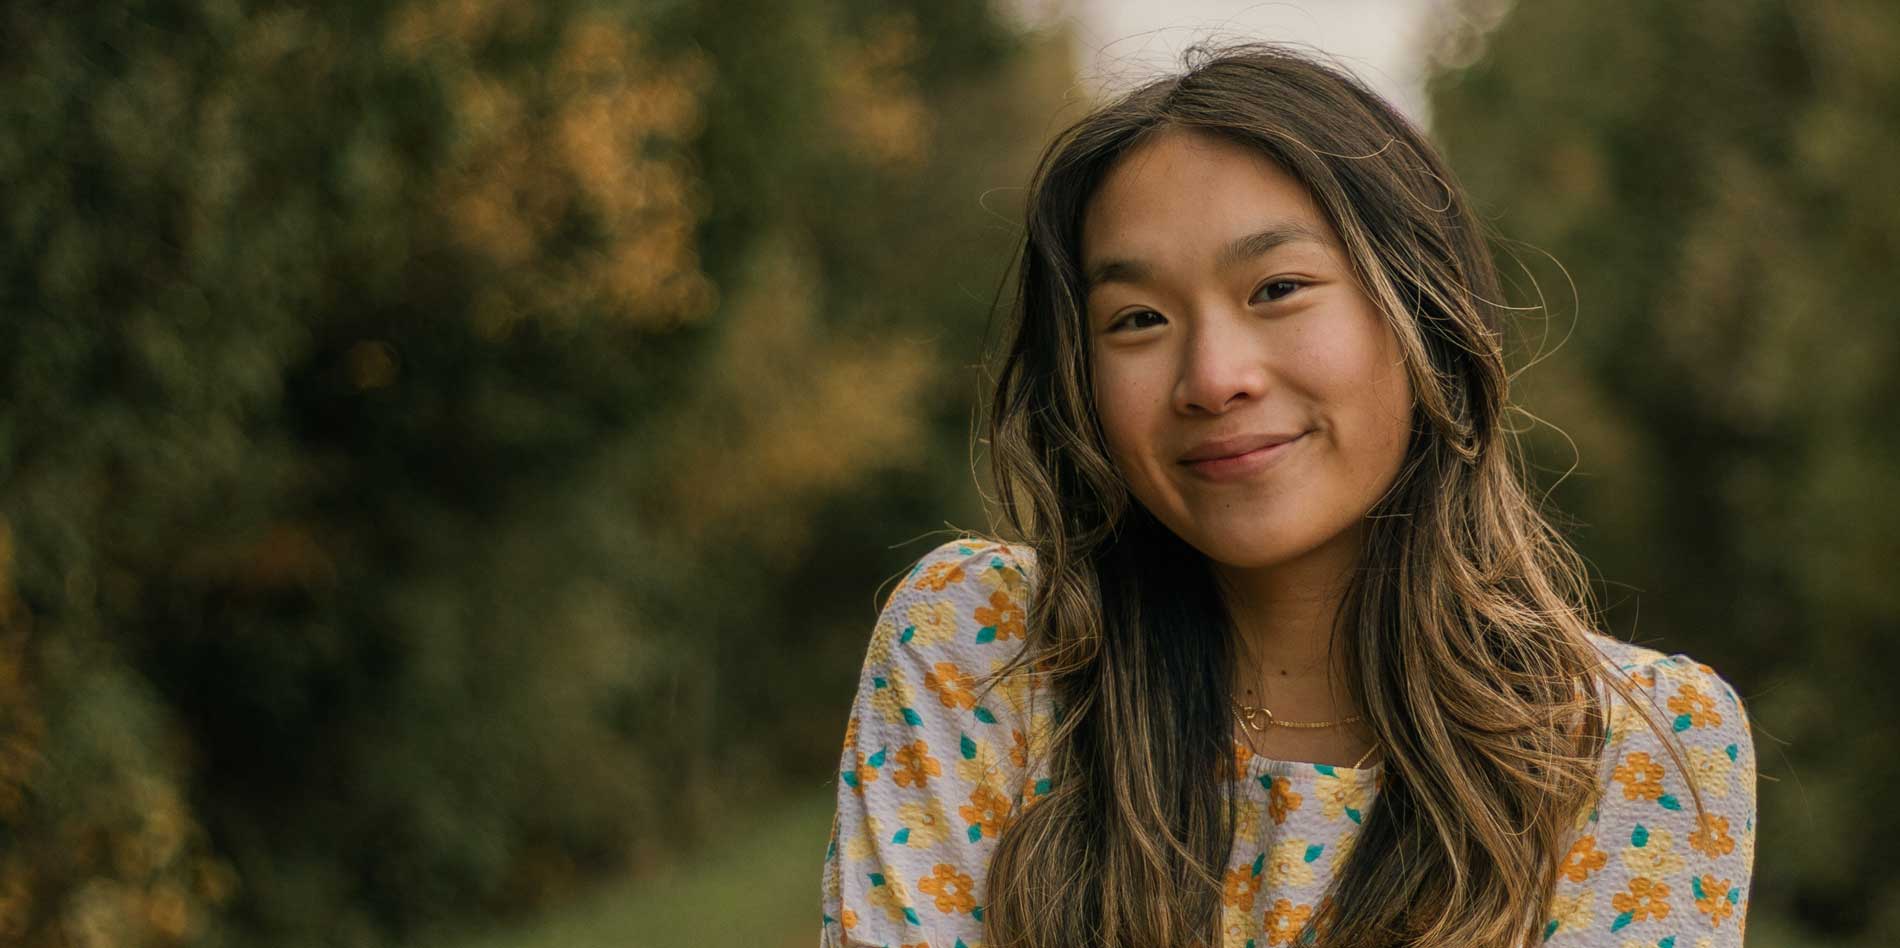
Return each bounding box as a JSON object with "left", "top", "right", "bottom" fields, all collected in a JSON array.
[
  {"left": 1105, "top": 309, "right": 1166, "bottom": 333},
  {"left": 1254, "top": 278, "right": 1305, "bottom": 303}
]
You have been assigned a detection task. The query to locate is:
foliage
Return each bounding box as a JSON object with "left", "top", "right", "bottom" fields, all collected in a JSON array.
[{"left": 0, "top": 1, "right": 1068, "bottom": 945}]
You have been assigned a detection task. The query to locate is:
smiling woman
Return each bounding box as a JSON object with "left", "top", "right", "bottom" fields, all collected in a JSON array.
[{"left": 820, "top": 41, "right": 1755, "bottom": 948}]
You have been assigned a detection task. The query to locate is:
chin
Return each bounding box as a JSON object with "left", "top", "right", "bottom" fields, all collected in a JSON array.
[{"left": 1171, "top": 524, "right": 1313, "bottom": 571}]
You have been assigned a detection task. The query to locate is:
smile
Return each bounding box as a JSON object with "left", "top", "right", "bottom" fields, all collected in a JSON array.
[{"left": 1180, "top": 433, "right": 1306, "bottom": 481}]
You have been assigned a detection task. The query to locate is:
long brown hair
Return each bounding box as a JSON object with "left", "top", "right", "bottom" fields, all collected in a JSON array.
[{"left": 972, "top": 41, "right": 1680, "bottom": 947}]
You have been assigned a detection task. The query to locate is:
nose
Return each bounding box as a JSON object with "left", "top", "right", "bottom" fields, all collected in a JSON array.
[{"left": 1172, "top": 309, "right": 1267, "bottom": 415}]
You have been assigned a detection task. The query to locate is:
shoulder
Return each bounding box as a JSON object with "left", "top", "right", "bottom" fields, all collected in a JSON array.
[
  {"left": 881, "top": 535, "right": 1037, "bottom": 612},
  {"left": 859, "top": 535, "right": 1047, "bottom": 731},
  {"left": 869, "top": 535, "right": 1038, "bottom": 666},
  {"left": 1540, "top": 635, "right": 1758, "bottom": 944},
  {"left": 1582, "top": 632, "right": 1752, "bottom": 759}
]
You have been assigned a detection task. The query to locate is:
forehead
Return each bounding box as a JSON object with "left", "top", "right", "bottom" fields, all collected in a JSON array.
[{"left": 1080, "top": 128, "right": 1337, "bottom": 266}]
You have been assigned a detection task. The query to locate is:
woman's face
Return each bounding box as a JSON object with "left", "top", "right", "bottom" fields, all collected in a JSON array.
[{"left": 1080, "top": 126, "right": 1414, "bottom": 572}]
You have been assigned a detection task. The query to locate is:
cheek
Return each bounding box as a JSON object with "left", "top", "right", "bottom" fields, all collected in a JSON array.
[
  {"left": 1090, "top": 361, "right": 1168, "bottom": 483},
  {"left": 1299, "top": 320, "right": 1412, "bottom": 456}
]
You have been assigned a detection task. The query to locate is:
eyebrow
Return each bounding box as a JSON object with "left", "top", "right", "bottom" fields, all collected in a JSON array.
[{"left": 1084, "top": 220, "right": 1329, "bottom": 293}]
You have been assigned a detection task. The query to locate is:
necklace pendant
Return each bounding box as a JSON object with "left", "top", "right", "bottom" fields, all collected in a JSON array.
[{"left": 1237, "top": 704, "right": 1274, "bottom": 731}]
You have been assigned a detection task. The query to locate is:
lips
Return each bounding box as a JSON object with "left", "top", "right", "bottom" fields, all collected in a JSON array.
[{"left": 1179, "top": 431, "right": 1307, "bottom": 464}]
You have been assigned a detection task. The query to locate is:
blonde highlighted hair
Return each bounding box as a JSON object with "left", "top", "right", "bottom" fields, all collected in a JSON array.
[{"left": 971, "top": 42, "right": 1693, "bottom": 947}]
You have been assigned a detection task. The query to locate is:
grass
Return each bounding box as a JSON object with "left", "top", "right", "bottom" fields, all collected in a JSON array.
[{"left": 437, "top": 787, "right": 836, "bottom": 948}]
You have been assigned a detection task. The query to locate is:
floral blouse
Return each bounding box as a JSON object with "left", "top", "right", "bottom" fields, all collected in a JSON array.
[{"left": 820, "top": 538, "right": 1758, "bottom": 948}]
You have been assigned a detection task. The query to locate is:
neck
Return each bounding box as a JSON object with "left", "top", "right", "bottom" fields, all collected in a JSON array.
[{"left": 1213, "top": 522, "right": 1364, "bottom": 697}]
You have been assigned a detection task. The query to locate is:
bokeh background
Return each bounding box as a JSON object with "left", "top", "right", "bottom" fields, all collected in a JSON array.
[{"left": 2, "top": 0, "right": 1894, "bottom": 945}]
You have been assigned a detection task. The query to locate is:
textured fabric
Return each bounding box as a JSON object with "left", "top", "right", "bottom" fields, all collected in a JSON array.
[{"left": 819, "top": 537, "right": 1758, "bottom": 948}]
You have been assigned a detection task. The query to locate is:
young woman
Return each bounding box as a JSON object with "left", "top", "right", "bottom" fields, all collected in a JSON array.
[{"left": 820, "top": 43, "right": 1757, "bottom": 948}]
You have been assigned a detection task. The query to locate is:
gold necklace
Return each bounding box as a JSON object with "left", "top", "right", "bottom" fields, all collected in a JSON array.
[{"left": 1230, "top": 699, "right": 1362, "bottom": 731}]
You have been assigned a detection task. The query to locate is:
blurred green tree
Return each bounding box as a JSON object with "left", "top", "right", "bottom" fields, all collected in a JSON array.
[
  {"left": 0, "top": 0, "right": 1068, "bottom": 945},
  {"left": 1427, "top": 1, "right": 1900, "bottom": 943}
]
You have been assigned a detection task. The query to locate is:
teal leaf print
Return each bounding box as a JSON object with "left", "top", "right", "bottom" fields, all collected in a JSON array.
[
  {"left": 892, "top": 827, "right": 910, "bottom": 844},
  {"left": 1692, "top": 875, "right": 1706, "bottom": 899},
  {"left": 1726, "top": 743, "right": 1739, "bottom": 761},
  {"left": 1631, "top": 823, "right": 1649, "bottom": 847},
  {"left": 976, "top": 626, "right": 998, "bottom": 644},
  {"left": 1251, "top": 852, "right": 1265, "bottom": 876},
  {"left": 1657, "top": 794, "right": 1682, "bottom": 811},
  {"left": 1541, "top": 919, "right": 1559, "bottom": 941},
  {"left": 873, "top": 676, "right": 889, "bottom": 689},
  {"left": 900, "top": 626, "right": 915, "bottom": 644},
  {"left": 841, "top": 771, "right": 858, "bottom": 789},
  {"left": 1314, "top": 764, "right": 1336, "bottom": 776},
  {"left": 1256, "top": 773, "right": 1274, "bottom": 793},
  {"left": 974, "top": 706, "right": 998, "bottom": 724},
  {"left": 1673, "top": 713, "right": 1693, "bottom": 732},
  {"left": 1303, "top": 843, "right": 1324, "bottom": 863},
  {"left": 901, "top": 707, "right": 923, "bottom": 726},
  {"left": 960, "top": 733, "right": 977, "bottom": 759},
  {"left": 1345, "top": 807, "right": 1363, "bottom": 824},
  {"left": 866, "top": 748, "right": 887, "bottom": 768},
  {"left": 1610, "top": 910, "right": 1634, "bottom": 932},
  {"left": 902, "top": 906, "right": 920, "bottom": 925},
  {"left": 972, "top": 906, "right": 984, "bottom": 921},
  {"left": 869, "top": 872, "right": 886, "bottom": 886},
  {"left": 1727, "top": 886, "right": 1741, "bottom": 904},
  {"left": 1659, "top": 937, "right": 1676, "bottom": 948},
  {"left": 968, "top": 823, "right": 983, "bottom": 843}
]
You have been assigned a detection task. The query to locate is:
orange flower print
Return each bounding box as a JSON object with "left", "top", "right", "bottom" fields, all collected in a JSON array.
[
  {"left": 1560, "top": 835, "right": 1608, "bottom": 882},
  {"left": 892, "top": 740, "right": 942, "bottom": 789},
  {"left": 1690, "top": 813, "right": 1735, "bottom": 857},
  {"left": 1268, "top": 776, "right": 1302, "bottom": 824},
  {"left": 1230, "top": 740, "right": 1256, "bottom": 780},
  {"left": 1612, "top": 751, "right": 1665, "bottom": 801},
  {"left": 1009, "top": 728, "right": 1030, "bottom": 769},
  {"left": 913, "top": 560, "right": 966, "bottom": 593},
  {"left": 1019, "top": 775, "right": 1046, "bottom": 811},
  {"left": 848, "top": 751, "right": 879, "bottom": 795},
  {"left": 1668, "top": 682, "right": 1723, "bottom": 729},
  {"left": 924, "top": 662, "right": 979, "bottom": 710},
  {"left": 918, "top": 863, "right": 978, "bottom": 914},
  {"left": 1610, "top": 877, "right": 1671, "bottom": 924},
  {"left": 1262, "top": 899, "right": 1313, "bottom": 946},
  {"left": 1222, "top": 864, "right": 1261, "bottom": 913},
  {"left": 960, "top": 783, "right": 1014, "bottom": 838},
  {"left": 840, "top": 907, "right": 858, "bottom": 931},
  {"left": 1694, "top": 874, "right": 1735, "bottom": 927},
  {"left": 974, "top": 588, "right": 1026, "bottom": 642}
]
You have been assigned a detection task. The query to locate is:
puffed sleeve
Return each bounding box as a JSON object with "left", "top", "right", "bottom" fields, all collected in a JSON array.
[
  {"left": 1543, "top": 649, "right": 1759, "bottom": 947},
  {"left": 819, "top": 537, "right": 1050, "bottom": 948}
]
